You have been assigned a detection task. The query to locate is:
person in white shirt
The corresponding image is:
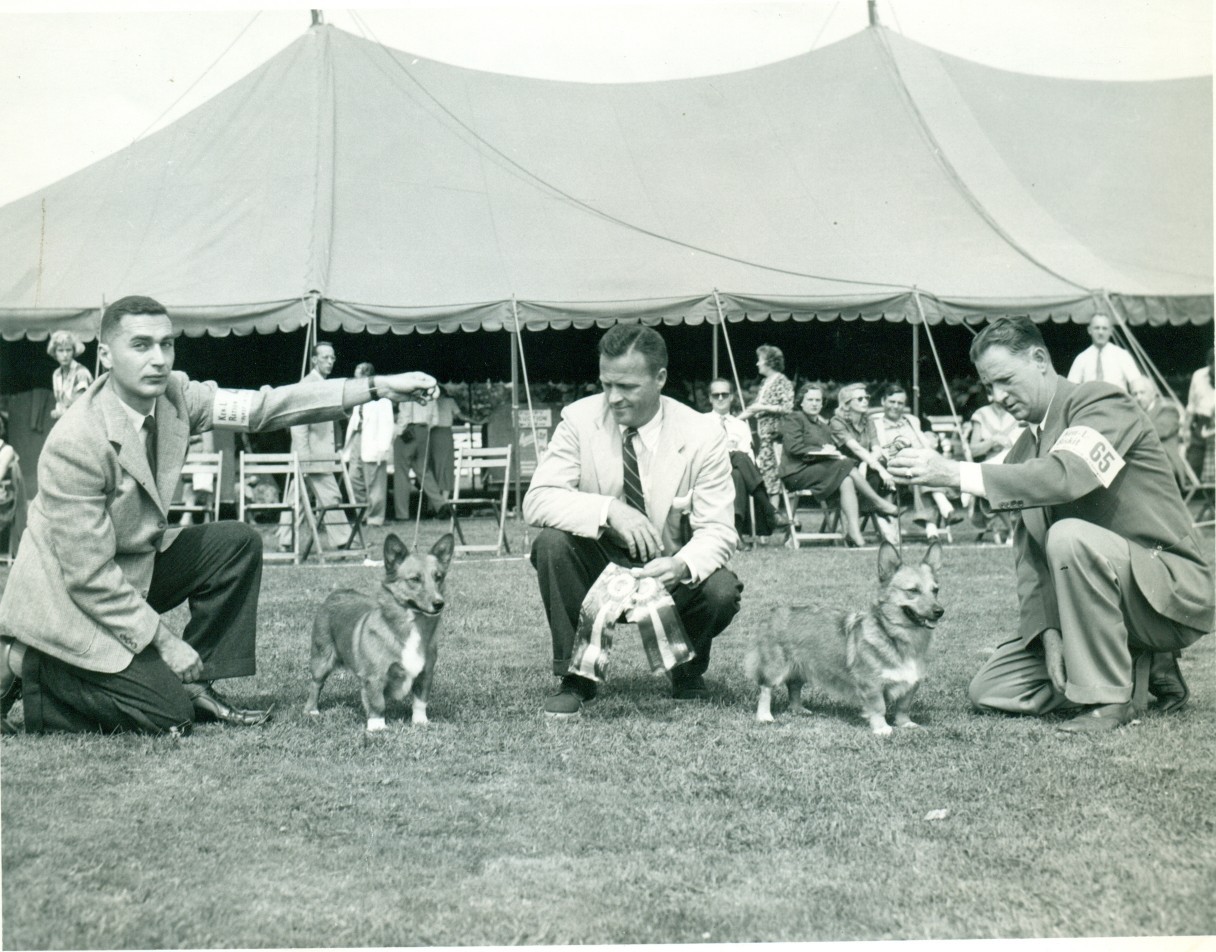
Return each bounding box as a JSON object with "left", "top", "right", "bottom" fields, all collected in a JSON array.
[
  {"left": 1185, "top": 347, "right": 1214, "bottom": 481},
  {"left": 1066, "top": 314, "right": 1141, "bottom": 392},
  {"left": 343, "top": 362, "right": 396, "bottom": 526},
  {"left": 704, "top": 377, "right": 789, "bottom": 538}
]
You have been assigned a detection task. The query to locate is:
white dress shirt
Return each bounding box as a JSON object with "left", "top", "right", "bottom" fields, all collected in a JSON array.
[{"left": 1066, "top": 343, "right": 1141, "bottom": 392}]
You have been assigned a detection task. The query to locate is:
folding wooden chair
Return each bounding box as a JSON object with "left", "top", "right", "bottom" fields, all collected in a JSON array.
[
  {"left": 300, "top": 453, "right": 369, "bottom": 563},
  {"left": 781, "top": 488, "right": 845, "bottom": 549},
  {"left": 238, "top": 452, "right": 313, "bottom": 564},
  {"left": 170, "top": 451, "right": 223, "bottom": 525},
  {"left": 449, "top": 445, "right": 512, "bottom": 556}
]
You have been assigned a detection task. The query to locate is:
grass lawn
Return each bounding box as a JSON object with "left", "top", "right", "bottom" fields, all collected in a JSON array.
[{"left": 2, "top": 517, "right": 1214, "bottom": 948}]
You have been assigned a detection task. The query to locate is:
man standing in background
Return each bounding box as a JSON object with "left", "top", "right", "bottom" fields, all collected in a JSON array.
[{"left": 1066, "top": 314, "right": 1140, "bottom": 392}]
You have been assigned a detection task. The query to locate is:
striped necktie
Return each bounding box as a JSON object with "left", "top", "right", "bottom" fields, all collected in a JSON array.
[
  {"left": 1094, "top": 346, "right": 1104, "bottom": 382},
  {"left": 622, "top": 427, "right": 646, "bottom": 513}
]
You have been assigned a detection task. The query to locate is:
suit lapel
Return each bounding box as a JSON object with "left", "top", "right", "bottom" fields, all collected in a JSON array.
[
  {"left": 590, "top": 401, "right": 620, "bottom": 497},
  {"left": 155, "top": 391, "right": 189, "bottom": 508},
  {"left": 1021, "top": 378, "right": 1073, "bottom": 547},
  {"left": 99, "top": 384, "right": 166, "bottom": 513},
  {"left": 647, "top": 402, "right": 687, "bottom": 524}
]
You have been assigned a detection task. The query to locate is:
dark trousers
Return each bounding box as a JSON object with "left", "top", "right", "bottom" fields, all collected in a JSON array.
[
  {"left": 392, "top": 424, "right": 448, "bottom": 520},
  {"left": 22, "top": 521, "right": 263, "bottom": 734},
  {"left": 730, "top": 451, "right": 777, "bottom": 534},
  {"left": 530, "top": 527, "right": 742, "bottom": 679}
]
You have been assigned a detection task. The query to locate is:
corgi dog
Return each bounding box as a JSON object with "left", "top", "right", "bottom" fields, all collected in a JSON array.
[
  {"left": 745, "top": 542, "right": 944, "bottom": 735},
  {"left": 305, "top": 533, "right": 455, "bottom": 732}
]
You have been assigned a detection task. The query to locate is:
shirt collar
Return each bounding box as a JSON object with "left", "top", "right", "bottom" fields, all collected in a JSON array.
[
  {"left": 116, "top": 396, "right": 155, "bottom": 436},
  {"left": 621, "top": 404, "right": 664, "bottom": 453},
  {"left": 1032, "top": 391, "right": 1056, "bottom": 441}
]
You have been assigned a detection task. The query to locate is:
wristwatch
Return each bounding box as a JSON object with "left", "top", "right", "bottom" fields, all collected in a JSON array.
[{"left": 367, "top": 377, "right": 381, "bottom": 401}]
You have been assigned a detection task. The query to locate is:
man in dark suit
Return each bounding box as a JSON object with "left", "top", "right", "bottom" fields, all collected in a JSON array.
[
  {"left": 889, "top": 317, "right": 1212, "bottom": 733},
  {"left": 0, "top": 295, "right": 436, "bottom": 736}
]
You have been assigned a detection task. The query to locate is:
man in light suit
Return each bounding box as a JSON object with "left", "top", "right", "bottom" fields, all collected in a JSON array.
[
  {"left": 889, "top": 317, "right": 1212, "bottom": 733},
  {"left": 524, "top": 325, "right": 742, "bottom": 717},
  {"left": 0, "top": 295, "right": 436, "bottom": 735},
  {"left": 276, "top": 341, "right": 351, "bottom": 552}
]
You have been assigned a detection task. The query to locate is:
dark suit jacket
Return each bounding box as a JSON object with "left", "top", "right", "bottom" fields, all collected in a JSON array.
[{"left": 982, "top": 378, "right": 1213, "bottom": 647}]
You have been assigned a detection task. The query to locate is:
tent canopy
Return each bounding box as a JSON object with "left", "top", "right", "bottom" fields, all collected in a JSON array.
[{"left": 0, "top": 24, "right": 1209, "bottom": 340}]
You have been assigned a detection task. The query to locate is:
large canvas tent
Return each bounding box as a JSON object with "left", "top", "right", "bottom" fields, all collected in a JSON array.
[{"left": 0, "top": 22, "right": 1210, "bottom": 342}]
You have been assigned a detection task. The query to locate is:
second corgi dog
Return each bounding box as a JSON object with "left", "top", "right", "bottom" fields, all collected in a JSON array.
[
  {"left": 305, "top": 533, "right": 454, "bottom": 732},
  {"left": 745, "top": 542, "right": 944, "bottom": 735}
]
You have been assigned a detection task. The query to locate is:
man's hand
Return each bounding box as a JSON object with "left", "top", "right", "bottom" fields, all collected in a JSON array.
[
  {"left": 605, "top": 499, "right": 663, "bottom": 563},
  {"left": 1041, "top": 628, "right": 1066, "bottom": 695},
  {"left": 887, "top": 446, "right": 962, "bottom": 491},
  {"left": 379, "top": 372, "right": 439, "bottom": 404},
  {"left": 151, "top": 623, "right": 203, "bottom": 683},
  {"left": 632, "top": 556, "right": 690, "bottom": 592}
]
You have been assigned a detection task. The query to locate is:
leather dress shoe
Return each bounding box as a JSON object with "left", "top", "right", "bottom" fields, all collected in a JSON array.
[
  {"left": 1148, "top": 652, "right": 1190, "bottom": 714},
  {"left": 1056, "top": 702, "right": 1135, "bottom": 734},
  {"left": 671, "top": 672, "right": 709, "bottom": 701},
  {"left": 543, "top": 676, "right": 597, "bottom": 718},
  {"left": 191, "top": 685, "right": 273, "bottom": 726}
]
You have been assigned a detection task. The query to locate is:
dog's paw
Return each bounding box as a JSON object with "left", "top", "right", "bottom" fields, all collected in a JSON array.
[
  {"left": 869, "top": 721, "right": 894, "bottom": 737},
  {"left": 755, "top": 712, "right": 775, "bottom": 724},
  {"left": 304, "top": 707, "right": 320, "bottom": 718},
  {"left": 365, "top": 716, "right": 388, "bottom": 733},
  {"left": 895, "top": 718, "right": 920, "bottom": 729},
  {"left": 411, "top": 713, "right": 430, "bottom": 726}
]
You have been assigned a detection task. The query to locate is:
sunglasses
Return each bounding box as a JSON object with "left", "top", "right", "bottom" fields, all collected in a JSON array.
[{"left": 709, "top": 392, "right": 732, "bottom": 399}]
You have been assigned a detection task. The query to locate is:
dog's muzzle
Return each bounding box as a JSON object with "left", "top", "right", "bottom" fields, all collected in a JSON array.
[
  {"left": 903, "top": 606, "right": 944, "bottom": 629},
  {"left": 407, "top": 601, "right": 445, "bottom": 617}
]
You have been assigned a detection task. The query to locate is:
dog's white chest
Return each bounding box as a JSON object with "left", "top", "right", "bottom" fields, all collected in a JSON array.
[
  {"left": 399, "top": 629, "right": 427, "bottom": 677},
  {"left": 881, "top": 657, "right": 922, "bottom": 687}
]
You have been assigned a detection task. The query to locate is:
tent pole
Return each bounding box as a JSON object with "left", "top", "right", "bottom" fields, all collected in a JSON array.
[
  {"left": 511, "top": 296, "right": 544, "bottom": 553},
  {"left": 914, "top": 291, "right": 974, "bottom": 464},
  {"left": 1101, "top": 289, "right": 1184, "bottom": 409},
  {"left": 712, "top": 313, "right": 719, "bottom": 380},
  {"left": 95, "top": 295, "right": 106, "bottom": 377},
  {"left": 911, "top": 309, "right": 920, "bottom": 419},
  {"left": 712, "top": 289, "right": 746, "bottom": 401},
  {"left": 510, "top": 306, "right": 521, "bottom": 522}
]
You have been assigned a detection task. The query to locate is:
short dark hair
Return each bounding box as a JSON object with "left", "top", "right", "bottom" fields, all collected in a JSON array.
[
  {"left": 100, "top": 295, "right": 167, "bottom": 343},
  {"left": 970, "top": 317, "right": 1049, "bottom": 365},
  {"left": 757, "top": 344, "right": 784, "bottom": 372},
  {"left": 880, "top": 382, "right": 907, "bottom": 401},
  {"left": 598, "top": 324, "right": 667, "bottom": 374},
  {"left": 797, "top": 381, "right": 825, "bottom": 402},
  {"left": 313, "top": 341, "right": 335, "bottom": 357}
]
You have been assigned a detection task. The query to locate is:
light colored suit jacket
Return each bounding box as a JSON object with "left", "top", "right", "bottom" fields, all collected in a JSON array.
[
  {"left": 523, "top": 394, "right": 736, "bottom": 582},
  {"left": 982, "top": 378, "right": 1213, "bottom": 648},
  {"left": 0, "top": 370, "right": 350, "bottom": 672},
  {"left": 291, "top": 369, "right": 342, "bottom": 472}
]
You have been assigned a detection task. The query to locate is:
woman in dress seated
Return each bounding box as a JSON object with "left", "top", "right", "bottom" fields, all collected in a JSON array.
[{"left": 781, "top": 384, "right": 897, "bottom": 547}]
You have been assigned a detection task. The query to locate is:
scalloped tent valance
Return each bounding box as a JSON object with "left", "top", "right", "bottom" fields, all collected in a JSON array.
[{"left": 0, "top": 24, "right": 1209, "bottom": 341}]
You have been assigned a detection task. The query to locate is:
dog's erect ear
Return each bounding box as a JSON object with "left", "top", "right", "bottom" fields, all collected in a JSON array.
[
  {"left": 430, "top": 533, "right": 455, "bottom": 571},
  {"left": 922, "top": 541, "right": 943, "bottom": 575},
  {"left": 877, "top": 541, "right": 902, "bottom": 583},
  {"left": 383, "top": 533, "right": 410, "bottom": 575}
]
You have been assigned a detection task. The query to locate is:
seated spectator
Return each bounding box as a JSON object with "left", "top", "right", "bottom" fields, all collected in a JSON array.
[
  {"left": 1130, "top": 376, "right": 1187, "bottom": 489},
  {"left": 780, "top": 384, "right": 897, "bottom": 547},
  {"left": 1186, "top": 347, "right": 1215, "bottom": 483},
  {"left": 704, "top": 378, "right": 789, "bottom": 539},
  {"left": 0, "top": 415, "right": 27, "bottom": 558},
  {"left": 871, "top": 383, "right": 962, "bottom": 532},
  {"left": 48, "top": 330, "right": 94, "bottom": 421},
  {"left": 828, "top": 383, "right": 899, "bottom": 544},
  {"left": 969, "top": 396, "right": 1024, "bottom": 464}
]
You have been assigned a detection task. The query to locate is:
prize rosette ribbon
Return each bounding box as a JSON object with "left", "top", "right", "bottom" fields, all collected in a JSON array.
[{"left": 568, "top": 563, "right": 694, "bottom": 683}]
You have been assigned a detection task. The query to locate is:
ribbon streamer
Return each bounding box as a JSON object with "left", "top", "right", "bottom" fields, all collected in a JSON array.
[{"left": 569, "top": 563, "right": 694, "bottom": 683}]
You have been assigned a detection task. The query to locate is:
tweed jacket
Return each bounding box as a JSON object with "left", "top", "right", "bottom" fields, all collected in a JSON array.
[
  {"left": 523, "top": 394, "right": 736, "bottom": 583},
  {"left": 981, "top": 378, "right": 1213, "bottom": 647},
  {"left": 0, "top": 370, "right": 350, "bottom": 672}
]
